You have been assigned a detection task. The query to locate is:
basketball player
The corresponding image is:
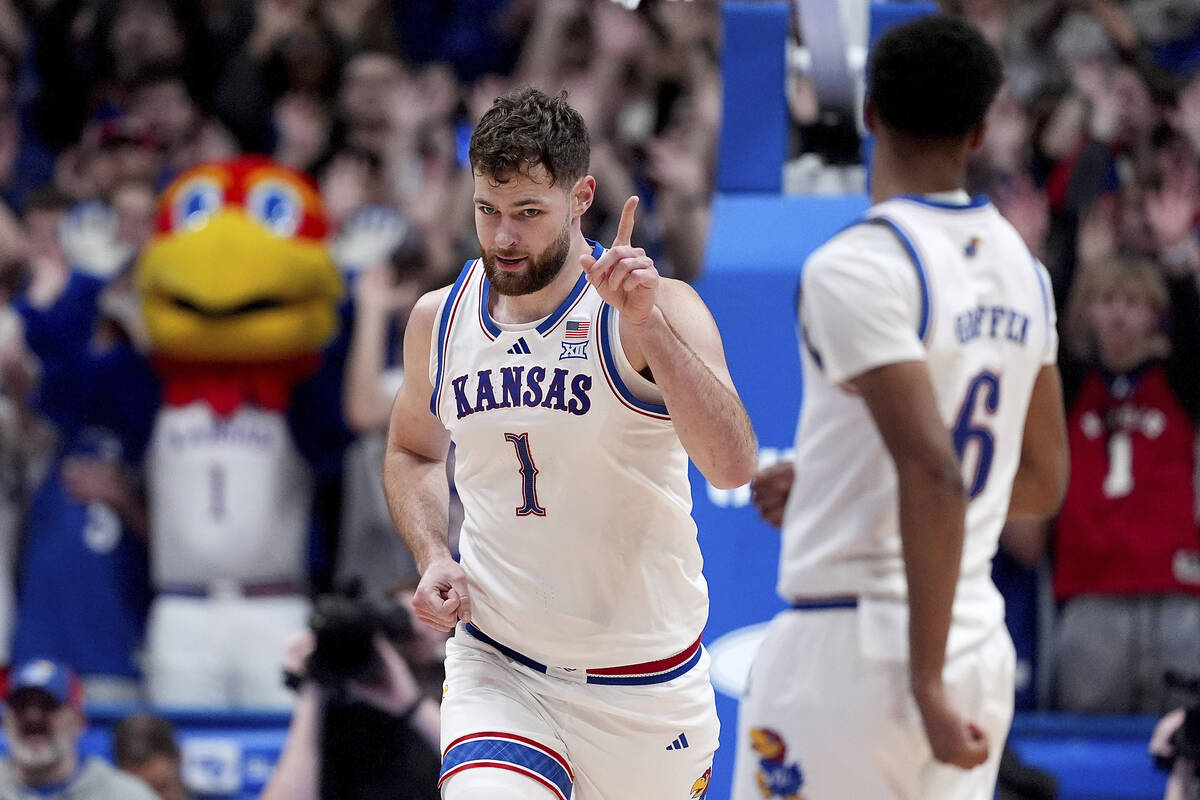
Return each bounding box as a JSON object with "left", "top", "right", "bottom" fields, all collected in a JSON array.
[
  {"left": 732, "top": 15, "right": 1069, "bottom": 800},
  {"left": 382, "top": 87, "right": 757, "bottom": 800}
]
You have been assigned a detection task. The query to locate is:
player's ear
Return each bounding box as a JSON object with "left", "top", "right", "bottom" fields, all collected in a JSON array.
[
  {"left": 571, "top": 176, "right": 595, "bottom": 219},
  {"left": 967, "top": 119, "right": 988, "bottom": 152},
  {"left": 863, "top": 98, "right": 879, "bottom": 135}
]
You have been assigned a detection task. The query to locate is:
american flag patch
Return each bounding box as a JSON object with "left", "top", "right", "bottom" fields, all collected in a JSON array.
[{"left": 565, "top": 320, "right": 590, "bottom": 339}]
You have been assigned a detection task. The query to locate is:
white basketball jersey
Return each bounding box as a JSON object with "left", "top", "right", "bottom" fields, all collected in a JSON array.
[
  {"left": 146, "top": 403, "right": 312, "bottom": 586},
  {"left": 430, "top": 246, "right": 706, "bottom": 667},
  {"left": 779, "top": 193, "right": 1057, "bottom": 656}
]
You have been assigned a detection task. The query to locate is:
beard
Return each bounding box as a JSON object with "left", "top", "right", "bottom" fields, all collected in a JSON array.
[
  {"left": 480, "top": 221, "right": 572, "bottom": 297},
  {"left": 8, "top": 727, "right": 71, "bottom": 773}
]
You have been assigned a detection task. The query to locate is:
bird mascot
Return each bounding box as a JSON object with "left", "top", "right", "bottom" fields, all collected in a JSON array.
[{"left": 134, "top": 156, "right": 346, "bottom": 708}]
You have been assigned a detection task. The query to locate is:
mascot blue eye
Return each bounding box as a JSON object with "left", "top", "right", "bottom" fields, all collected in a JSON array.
[
  {"left": 247, "top": 182, "right": 301, "bottom": 237},
  {"left": 172, "top": 180, "right": 223, "bottom": 231}
]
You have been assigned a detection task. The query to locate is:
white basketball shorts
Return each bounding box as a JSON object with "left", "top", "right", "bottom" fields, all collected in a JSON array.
[
  {"left": 439, "top": 623, "right": 720, "bottom": 799},
  {"left": 731, "top": 603, "right": 1014, "bottom": 800}
]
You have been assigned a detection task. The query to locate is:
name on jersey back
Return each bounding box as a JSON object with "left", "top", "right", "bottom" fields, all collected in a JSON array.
[{"left": 954, "top": 305, "right": 1031, "bottom": 347}]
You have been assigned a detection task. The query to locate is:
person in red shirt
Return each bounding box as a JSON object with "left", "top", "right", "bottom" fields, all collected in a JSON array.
[{"left": 1053, "top": 251, "right": 1200, "bottom": 712}]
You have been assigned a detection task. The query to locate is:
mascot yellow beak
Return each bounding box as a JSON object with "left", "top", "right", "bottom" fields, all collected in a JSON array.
[{"left": 138, "top": 208, "right": 341, "bottom": 362}]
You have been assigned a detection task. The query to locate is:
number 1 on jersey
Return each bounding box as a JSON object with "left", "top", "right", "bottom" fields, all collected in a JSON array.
[{"left": 505, "top": 432, "right": 546, "bottom": 517}]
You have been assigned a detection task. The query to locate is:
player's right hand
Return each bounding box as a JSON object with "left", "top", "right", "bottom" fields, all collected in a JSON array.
[
  {"left": 413, "top": 557, "right": 472, "bottom": 631},
  {"left": 750, "top": 460, "right": 794, "bottom": 528},
  {"left": 913, "top": 683, "right": 990, "bottom": 770}
]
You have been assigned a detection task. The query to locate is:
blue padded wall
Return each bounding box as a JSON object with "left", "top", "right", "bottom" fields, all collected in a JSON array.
[{"left": 716, "top": 2, "right": 789, "bottom": 192}]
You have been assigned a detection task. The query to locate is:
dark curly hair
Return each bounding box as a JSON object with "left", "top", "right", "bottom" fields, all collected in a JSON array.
[
  {"left": 868, "top": 14, "right": 1004, "bottom": 140},
  {"left": 469, "top": 87, "right": 590, "bottom": 187}
]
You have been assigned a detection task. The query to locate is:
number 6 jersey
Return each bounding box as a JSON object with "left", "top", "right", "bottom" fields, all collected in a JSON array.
[
  {"left": 429, "top": 242, "right": 707, "bottom": 668},
  {"left": 780, "top": 192, "right": 1057, "bottom": 658}
]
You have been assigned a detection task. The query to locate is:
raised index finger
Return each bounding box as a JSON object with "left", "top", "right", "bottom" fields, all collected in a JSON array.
[{"left": 612, "top": 195, "right": 639, "bottom": 248}]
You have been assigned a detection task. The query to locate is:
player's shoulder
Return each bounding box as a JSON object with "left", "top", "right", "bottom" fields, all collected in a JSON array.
[
  {"left": 803, "top": 218, "right": 913, "bottom": 285},
  {"left": 409, "top": 285, "right": 453, "bottom": 330}
]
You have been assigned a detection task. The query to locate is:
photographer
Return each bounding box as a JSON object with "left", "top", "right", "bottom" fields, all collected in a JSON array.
[{"left": 261, "top": 589, "right": 442, "bottom": 800}]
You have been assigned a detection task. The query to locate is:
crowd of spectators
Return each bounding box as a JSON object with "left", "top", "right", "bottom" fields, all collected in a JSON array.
[
  {"left": 0, "top": 0, "right": 723, "bottom": 690},
  {"left": 0, "top": 0, "right": 1196, "bottom": 794}
]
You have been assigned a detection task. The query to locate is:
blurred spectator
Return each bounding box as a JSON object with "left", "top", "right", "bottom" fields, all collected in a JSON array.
[
  {"left": 335, "top": 50, "right": 407, "bottom": 158},
  {"left": 336, "top": 211, "right": 428, "bottom": 597},
  {"left": 992, "top": 522, "right": 1047, "bottom": 712},
  {"left": 214, "top": 2, "right": 343, "bottom": 160},
  {"left": 0, "top": 217, "right": 35, "bottom": 675},
  {"left": 317, "top": 148, "right": 388, "bottom": 231},
  {"left": 9, "top": 196, "right": 155, "bottom": 704},
  {"left": 109, "top": 178, "right": 158, "bottom": 259},
  {"left": 113, "top": 713, "right": 189, "bottom": 800},
  {"left": 391, "top": 0, "right": 523, "bottom": 84},
  {"left": 260, "top": 591, "right": 442, "bottom": 800},
  {"left": 54, "top": 117, "right": 163, "bottom": 203},
  {"left": 125, "top": 70, "right": 237, "bottom": 181},
  {"left": 0, "top": 658, "right": 158, "bottom": 799},
  {"left": 10, "top": 426, "right": 151, "bottom": 703},
  {"left": 0, "top": 373, "right": 29, "bottom": 677},
  {"left": 30, "top": 0, "right": 215, "bottom": 152},
  {"left": 1048, "top": 252, "right": 1200, "bottom": 713}
]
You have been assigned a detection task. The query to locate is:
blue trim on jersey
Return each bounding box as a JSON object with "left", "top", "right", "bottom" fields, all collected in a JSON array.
[
  {"left": 430, "top": 260, "right": 476, "bottom": 415},
  {"left": 477, "top": 241, "right": 604, "bottom": 339},
  {"left": 895, "top": 193, "right": 990, "bottom": 210},
  {"left": 441, "top": 737, "right": 573, "bottom": 800},
  {"left": 598, "top": 304, "right": 671, "bottom": 417},
  {"left": 794, "top": 279, "right": 826, "bottom": 371},
  {"left": 479, "top": 278, "right": 503, "bottom": 338},
  {"left": 790, "top": 597, "right": 859, "bottom": 611},
  {"left": 1028, "top": 251, "right": 1053, "bottom": 355},
  {"left": 871, "top": 217, "right": 930, "bottom": 340},
  {"left": 464, "top": 623, "right": 548, "bottom": 673},
  {"left": 585, "top": 645, "right": 703, "bottom": 686}
]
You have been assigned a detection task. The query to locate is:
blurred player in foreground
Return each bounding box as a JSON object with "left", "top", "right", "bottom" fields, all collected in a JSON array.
[{"left": 733, "top": 15, "right": 1069, "bottom": 800}]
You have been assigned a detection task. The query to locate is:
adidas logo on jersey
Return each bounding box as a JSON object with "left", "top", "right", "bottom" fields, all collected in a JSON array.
[
  {"left": 666, "top": 732, "right": 690, "bottom": 751},
  {"left": 506, "top": 338, "right": 532, "bottom": 355}
]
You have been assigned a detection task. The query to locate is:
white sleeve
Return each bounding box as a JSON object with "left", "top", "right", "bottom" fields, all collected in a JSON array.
[
  {"left": 1033, "top": 258, "right": 1059, "bottom": 366},
  {"left": 799, "top": 222, "right": 926, "bottom": 385}
]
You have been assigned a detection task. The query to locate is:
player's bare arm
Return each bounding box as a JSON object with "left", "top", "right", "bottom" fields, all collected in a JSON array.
[
  {"left": 998, "top": 519, "right": 1050, "bottom": 568},
  {"left": 852, "top": 360, "right": 989, "bottom": 772},
  {"left": 383, "top": 287, "right": 471, "bottom": 632},
  {"left": 581, "top": 196, "right": 758, "bottom": 489},
  {"left": 1008, "top": 364, "right": 1069, "bottom": 520}
]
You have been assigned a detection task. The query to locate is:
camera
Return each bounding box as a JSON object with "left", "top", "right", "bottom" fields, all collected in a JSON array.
[{"left": 306, "top": 582, "right": 414, "bottom": 690}]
